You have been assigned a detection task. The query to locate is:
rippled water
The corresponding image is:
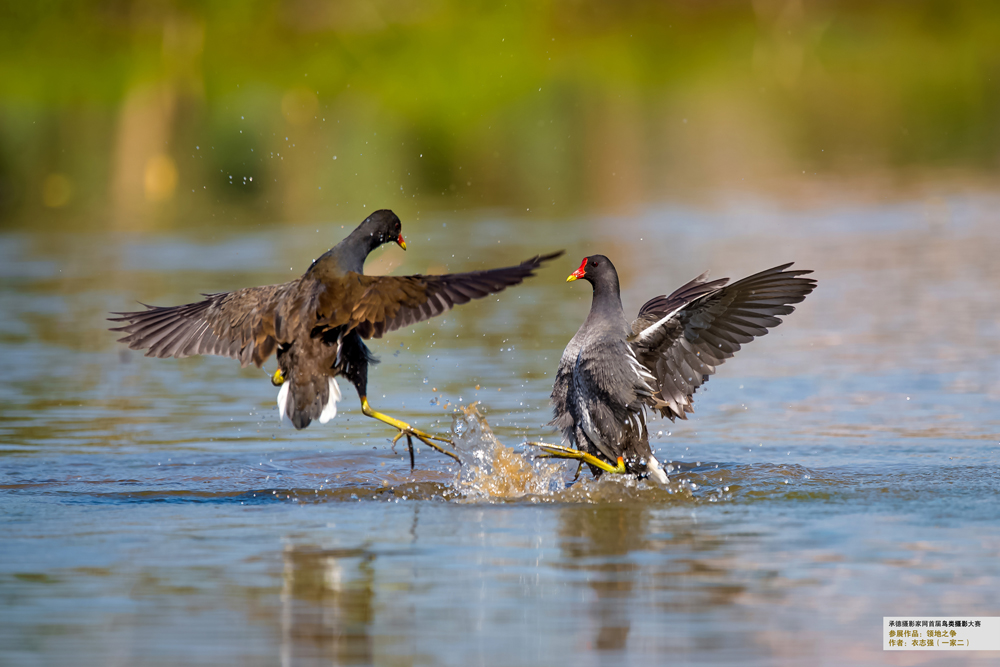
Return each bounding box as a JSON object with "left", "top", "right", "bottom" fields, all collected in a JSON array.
[{"left": 2, "top": 198, "right": 1000, "bottom": 666}]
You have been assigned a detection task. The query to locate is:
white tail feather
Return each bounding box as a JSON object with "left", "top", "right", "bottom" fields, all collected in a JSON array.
[
  {"left": 646, "top": 456, "right": 668, "bottom": 485},
  {"left": 318, "top": 377, "right": 341, "bottom": 424},
  {"left": 277, "top": 381, "right": 292, "bottom": 427}
]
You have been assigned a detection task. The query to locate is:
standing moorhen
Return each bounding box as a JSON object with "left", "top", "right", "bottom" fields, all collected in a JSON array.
[
  {"left": 536, "top": 255, "right": 815, "bottom": 483},
  {"left": 111, "top": 209, "right": 562, "bottom": 463}
]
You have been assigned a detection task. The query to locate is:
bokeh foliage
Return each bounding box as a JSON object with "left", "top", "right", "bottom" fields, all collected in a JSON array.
[{"left": 1, "top": 0, "right": 998, "bottom": 230}]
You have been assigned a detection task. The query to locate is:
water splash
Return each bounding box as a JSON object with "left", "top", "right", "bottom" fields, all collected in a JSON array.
[
  {"left": 449, "top": 404, "right": 566, "bottom": 500},
  {"left": 445, "top": 404, "right": 708, "bottom": 502}
]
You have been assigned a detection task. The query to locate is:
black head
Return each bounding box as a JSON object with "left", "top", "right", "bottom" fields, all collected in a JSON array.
[
  {"left": 566, "top": 254, "right": 617, "bottom": 285},
  {"left": 357, "top": 209, "right": 406, "bottom": 250}
]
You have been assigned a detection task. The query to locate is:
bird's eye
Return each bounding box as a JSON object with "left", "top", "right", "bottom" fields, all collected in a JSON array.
[{"left": 591, "top": 260, "right": 599, "bottom": 267}]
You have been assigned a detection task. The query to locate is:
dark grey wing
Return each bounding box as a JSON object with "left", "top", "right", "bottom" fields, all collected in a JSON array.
[
  {"left": 630, "top": 272, "right": 729, "bottom": 335},
  {"left": 630, "top": 263, "right": 816, "bottom": 420},
  {"left": 567, "top": 337, "right": 653, "bottom": 461},
  {"left": 550, "top": 338, "right": 582, "bottom": 444},
  {"left": 348, "top": 251, "right": 564, "bottom": 339},
  {"left": 109, "top": 282, "right": 293, "bottom": 368}
]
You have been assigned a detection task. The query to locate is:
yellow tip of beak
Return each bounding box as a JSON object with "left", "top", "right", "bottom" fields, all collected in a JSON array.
[
  {"left": 398, "top": 240, "right": 407, "bottom": 251},
  {"left": 566, "top": 274, "right": 578, "bottom": 282},
  {"left": 271, "top": 369, "right": 285, "bottom": 386}
]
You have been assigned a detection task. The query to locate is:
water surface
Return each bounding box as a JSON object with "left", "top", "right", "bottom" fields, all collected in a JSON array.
[{"left": 2, "top": 199, "right": 999, "bottom": 666}]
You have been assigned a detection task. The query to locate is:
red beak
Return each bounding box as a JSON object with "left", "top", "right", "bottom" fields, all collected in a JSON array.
[
  {"left": 566, "top": 257, "right": 587, "bottom": 282},
  {"left": 396, "top": 234, "right": 407, "bottom": 251}
]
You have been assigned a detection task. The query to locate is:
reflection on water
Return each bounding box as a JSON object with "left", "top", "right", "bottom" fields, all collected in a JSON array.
[
  {"left": 2, "top": 199, "right": 1000, "bottom": 665},
  {"left": 558, "top": 505, "right": 648, "bottom": 653},
  {"left": 279, "top": 545, "right": 376, "bottom": 666}
]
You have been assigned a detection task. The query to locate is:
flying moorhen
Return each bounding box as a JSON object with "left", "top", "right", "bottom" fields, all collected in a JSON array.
[
  {"left": 535, "top": 256, "right": 815, "bottom": 483},
  {"left": 111, "top": 210, "right": 562, "bottom": 462}
]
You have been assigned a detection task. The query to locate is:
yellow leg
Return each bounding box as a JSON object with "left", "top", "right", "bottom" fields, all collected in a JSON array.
[
  {"left": 525, "top": 442, "right": 626, "bottom": 475},
  {"left": 361, "top": 396, "right": 459, "bottom": 463}
]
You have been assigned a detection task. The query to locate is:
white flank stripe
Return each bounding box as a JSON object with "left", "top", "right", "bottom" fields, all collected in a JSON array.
[
  {"left": 277, "top": 381, "right": 292, "bottom": 426},
  {"left": 578, "top": 402, "right": 601, "bottom": 451},
  {"left": 634, "top": 302, "right": 692, "bottom": 342},
  {"left": 626, "top": 346, "right": 656, "bottom": 384},
  {"left": 318, "top": 377, "right": 342, "bottom": 424}
]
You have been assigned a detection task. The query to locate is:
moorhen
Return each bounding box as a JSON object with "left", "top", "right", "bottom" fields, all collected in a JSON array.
[
  {"left": 536, "top": 255, "right": 815, "bottom": 482},
  {"left": 111, "top": 209, "right": 562, "bottom": 462}
]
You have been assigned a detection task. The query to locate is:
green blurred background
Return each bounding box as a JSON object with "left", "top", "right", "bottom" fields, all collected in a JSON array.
[{"left": 2, "top": 0, "right": 998, "bottom": 231}]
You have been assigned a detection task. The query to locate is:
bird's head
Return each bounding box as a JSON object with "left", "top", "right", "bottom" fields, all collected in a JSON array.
[
  {"left": 360, "top": 209, "right": 406, "bottom": 251},
  {"left": 566, "top": 255, "right": 614, "bottom": 284}
]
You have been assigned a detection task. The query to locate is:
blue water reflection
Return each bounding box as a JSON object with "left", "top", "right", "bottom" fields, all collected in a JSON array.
[{"left": 2, "top": 199, "right": 999, "bottom": 666}]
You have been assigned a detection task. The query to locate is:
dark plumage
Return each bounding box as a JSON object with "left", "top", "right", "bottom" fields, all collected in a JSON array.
[
  {"left": 548, "top": 255, "right": 816, "bottom": 483},
  {"left": 111, "top": 210, "right": 562, "bottom": 450}
]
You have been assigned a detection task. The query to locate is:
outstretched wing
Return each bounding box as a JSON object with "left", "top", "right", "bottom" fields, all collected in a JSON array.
[
  {"left": 630, "top": 263, "right": 816, "bottom": 420},
  {"left": 109, "top": 283, "right": 294, "bottom": 368},
  {"left": 339, "top": 251, "right": 564, "bottom": 339},
  {"left": 630, "top": 272, "right": 730, "bottom": 335}
]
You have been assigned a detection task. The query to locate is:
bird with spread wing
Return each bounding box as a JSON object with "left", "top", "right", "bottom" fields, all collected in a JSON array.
[
  {"left": 533, "top": 255, "right": 815, "bottom": 483},
  {"left": 111, "top": 209, "right": 562, "bottom": 464}
]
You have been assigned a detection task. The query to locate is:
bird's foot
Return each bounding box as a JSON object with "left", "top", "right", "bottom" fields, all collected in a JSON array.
[
  {"left": 389, "top": 426, "right": 460, "bottom": 467},
  {"left": 360, "top": 397, "right": 460, "bottom": 466},
  {"left": 526, "top": 442, "right": 626, "bottom": 474}
]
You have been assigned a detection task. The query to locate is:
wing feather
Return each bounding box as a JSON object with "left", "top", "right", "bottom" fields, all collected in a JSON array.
[
  {"left": 631, "top": 273, "right": 730, "bottom": 336},
  {"left": 341, "top": 251, "right": 563, "bottom": 339},
  {"left": 630, "top": 263, "right": 816, "bottom": 420},
  {"left": 109, "top": 283, "right": 292, "bottom": 368}
]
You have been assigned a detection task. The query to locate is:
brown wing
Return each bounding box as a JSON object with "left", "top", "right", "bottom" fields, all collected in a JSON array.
[
  {"left": 629, "top": 263, "right": 816, "bottom": 420},
  {"left": 109, "top": 282, "right": 295, "bottom": 368},
  {"left": 326, "top": 251, "right": 564, "bottom": 339}
]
